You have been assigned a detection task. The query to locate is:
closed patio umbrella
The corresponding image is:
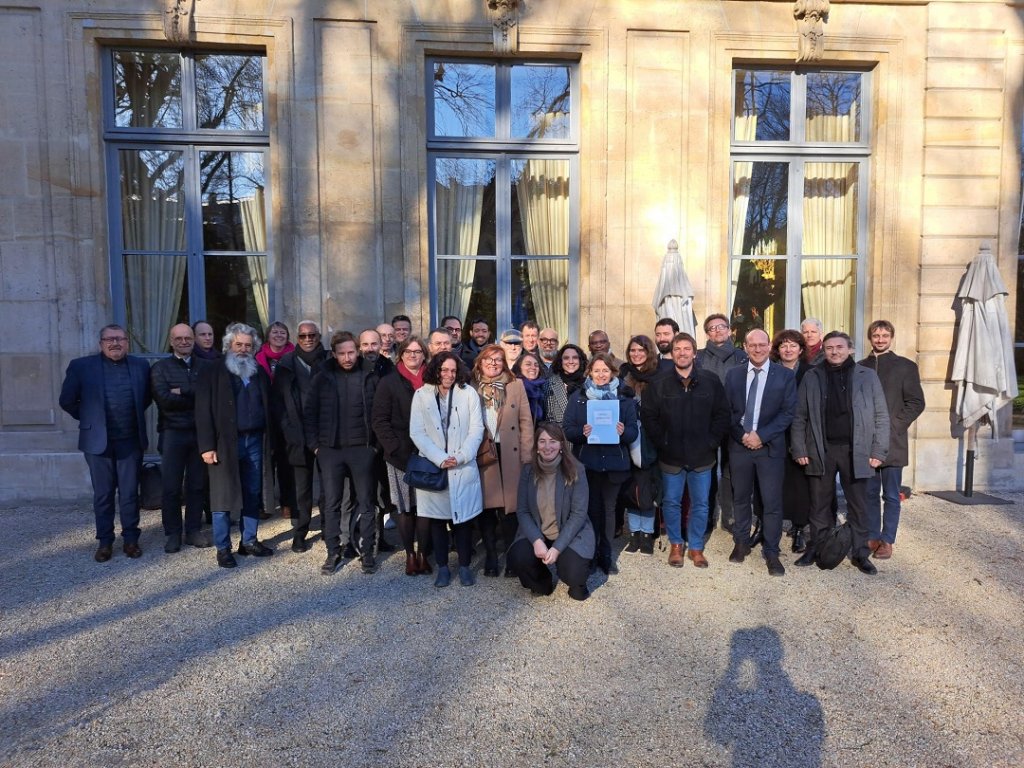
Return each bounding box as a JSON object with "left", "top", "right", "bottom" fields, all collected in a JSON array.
[{"left": 652, "top": 239, "right": 697, "bottom": 337}]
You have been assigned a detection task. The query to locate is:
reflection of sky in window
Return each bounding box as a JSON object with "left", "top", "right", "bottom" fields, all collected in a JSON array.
[
  {"left": 806, "top": 73, "right": 861, "bottom": 140},
  {"left": 435, "top": 157, "right": 495, "bottom": 188},
  {"left": 134, "top": 150, "right": 184, "bottom": 196},
  {"left": 200, "top": 152, "right": 265, "bottom": 202},
  {"left": 433, "top": 62, "right": 495, "bottom": 137},
  {"left": 742, "top": 162, "right": 789, "bottom": 254},
  {"left": 511, "top": 66, "right": 570, "bottom": 139},
  {"left": 196, "top": 55, "right": 264, "bottom": 131},
  {"left": 114, "top": 51, "right": 182, "bottom": 128},
  {"left": 735, "top": 70, "right": 790, "bottom": 141}
]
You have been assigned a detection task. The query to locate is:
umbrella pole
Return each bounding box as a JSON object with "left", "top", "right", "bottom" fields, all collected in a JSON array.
[{"left": 964, "top": 424, "right": 977, "bottom": 497}]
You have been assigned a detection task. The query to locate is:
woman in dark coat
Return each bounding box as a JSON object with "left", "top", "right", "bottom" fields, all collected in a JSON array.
[
  {"left": 563, "top": 352, "right": 638, "bottom": 575},
  {"left": 543, "top": 344, "right": 587, "bottom": 426},
  {"left": 371, "top": 336, "right": 431, "bottom": 575},
  {"left": 771, "top": 329, "right": 813, "bottom": 553},
  {"left": 513, "top": 350, "right": 547, "bottom": 422},
  {"left": 507, "top": 422, "right": 595, "bottom": 601},
  {"left": 618, "top": 335, "right": 661, "bottom": 556}
]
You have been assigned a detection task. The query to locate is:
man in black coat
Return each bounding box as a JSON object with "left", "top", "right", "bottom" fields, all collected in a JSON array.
[
  {"left": 196, "top": 322, "right": 274, "bottom": 568},
  {"left": 272, "top": 320, "right": 329, "bottom": 553},
  {"left": 858, "top": 320, "right": 925, "bottom": 560},
  {"left": 151, "top": 323, "right": 212, "bottom": 553},
  {"left": 59, "top": 324, "right": 152, "bottom": 562},
  {"left": 304, "top": 331, "right": 380, "bottom": 576}
]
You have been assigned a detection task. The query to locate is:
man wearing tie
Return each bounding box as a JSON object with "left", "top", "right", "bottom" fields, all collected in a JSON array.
[{"left": 724, "top": 329, "right": 797, "bottom": 576}]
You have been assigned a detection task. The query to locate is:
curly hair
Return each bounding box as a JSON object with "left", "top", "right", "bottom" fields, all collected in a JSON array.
[{"left": 422, "top": 350, "right": 471, "bottom": 386}]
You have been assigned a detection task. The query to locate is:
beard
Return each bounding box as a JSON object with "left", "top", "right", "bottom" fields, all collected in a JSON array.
[
  {"left": 225, "top": 351, "right": 258, "bottom": 382},
  {"left": 656, "top": 341, "right": 672, "bottom": 355},
  {"left": 540, "top": 349, "right": 557, "bottom": 362}
]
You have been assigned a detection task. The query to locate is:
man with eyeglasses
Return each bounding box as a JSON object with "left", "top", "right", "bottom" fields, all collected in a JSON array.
[
  {"left": 696, "top": 313, "right": 748, "bottom": 536},
  {"left": 427, "top": 327, "right": 453, "bottom": 357},
  {"left": 271, "top": 320, "right": 329, "bottom": 553},
  {"left": 376, "top": 323, "right": 397, "bottom": 362},
  {"left": 441, "top": 315, "right": 466, "bottom": 361},
  {"left": 60, "top": 324, "right": 152, "bottom": 562},
  {"left": 537, "top": 328, "right": 559, "bottom": 376}
]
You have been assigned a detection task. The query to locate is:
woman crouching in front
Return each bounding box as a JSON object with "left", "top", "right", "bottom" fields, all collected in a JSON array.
[
  {"left": 506, "top": 422, "right": 594, "bottom": 601},
  {"left": 408, "top": 351, "right": 484, "bottom": 587}
]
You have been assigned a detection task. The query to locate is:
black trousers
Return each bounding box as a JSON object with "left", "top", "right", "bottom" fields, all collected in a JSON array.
[
  {"left": 807, "top": 442, "right": 871, "bottom": 561},
  {"left": 586, "top": 470, "right": 626, "bottom": 564},
  {"left": 158, "top": 428, "right": 206, "bottom": 537},
  {"left": 507, "top": 537, "right": 590, "bottom": 592},
  {"left": 730, "top": 443, "right": 785, "bottom": 557},
  {"left": 430, "top": 519, "right": 473, "bottom": 568},
  {"left": 318, "top": 445, "right": 377, "bottom": 557},
  {"left": 290, "top": 448, "right": 318, "bottom": 537}
]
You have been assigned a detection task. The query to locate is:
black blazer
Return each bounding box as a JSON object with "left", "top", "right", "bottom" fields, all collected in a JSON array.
[{"left": 59, "top": 353, "right": 152, "bottom": 454}]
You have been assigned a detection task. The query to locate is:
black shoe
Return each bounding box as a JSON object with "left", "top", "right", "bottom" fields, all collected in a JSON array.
[
  {"left": 766, "top": 555, "right": 785, "bottom": 576},
  {"left": 791, "top": 527, "right": 807, "bottom": 554},
  {"left": 321, "top": 553, "right": 341, "bottom": 575},
  {"left": 458, "top": 566, "right": 475, "bottom": 586},
  {"left": 624, "top": 532, "right": 641, "bottom": 554},
  {"left": 239, "top": 540, "right": 273, "bottom": 557},
  {"left": 567, "top": 584, "right": 590, "bottom": 601},
  {"left": 504, "top": 565, "right": 517, "bottom": 578},
  {"left": 607, "top": 558, "right": 619, "bottom": 575},
  {"left": 343, "top": 542, "right": 359, "bottom": 559},
  {"left": 123, "top": 542, "right": 143, "bottom": 559},
  {"left": 748, "top": 518, "right": 764, "bottom": 548},
  {"left": 434, "top": 565, "right": 451, "bottom": 588},
  {"left": 361, "top": 553, "right": 377, "bottom": 574},
  {"left": 217, "top": 549, "right": 237, "bottom": 569},
  {"left": 184, "top": 529, "right": 213, "bottom": 548},
  {"left": 258, "top": 509, "right": 273, "bottom": 520},
  {"left": 851, "top": 557, "right": 878, "bottom": 575},
  {"left": 639, "top": 533, "right": 654, "bottom": 556},
  {"left": 291, "top": 534, "right": 309, "bottom": 553},
  {"left": 728, "top": 542, "right": 751, "bottom": 563},
  {"left": 483, "top": 555, "right": 500, "bottom": 577},
  {"left": 377, "top": 538, "right": 397, "bottom": 553},
  {"left": 94, "top": 544, "right": 113, "bottom": 563},
  {"left": 794, "top": 550, "right": 817, "bottom": 567},
  {"left": 164, "top": 534, "right": 182, "bottom": 554}
]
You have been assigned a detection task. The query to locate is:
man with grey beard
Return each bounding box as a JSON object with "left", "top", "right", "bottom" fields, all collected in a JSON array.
[{"left": 196, "top": 322, "right": 275, "bottom": 568}]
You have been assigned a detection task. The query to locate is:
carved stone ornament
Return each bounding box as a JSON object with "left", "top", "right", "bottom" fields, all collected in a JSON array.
[
  {"left": 487, "top": 0, "right": 520, "bottom": 55},
  {"left": 163, "top": 0, "right": 197, "bottom": 45},
  {"left": 794, "top": 0, "right": 829, "bottom": 62}
]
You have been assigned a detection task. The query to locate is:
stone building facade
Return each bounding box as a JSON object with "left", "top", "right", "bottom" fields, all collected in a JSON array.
[{"left": 1, "top": 0, "right": 1022, "bottom": 501}]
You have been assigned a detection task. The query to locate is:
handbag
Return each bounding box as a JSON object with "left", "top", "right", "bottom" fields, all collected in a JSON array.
[
  {"left": 404, "top": 390, "right": 455, "bottom": 491},
  {"left": 815, "top": 523, "right": 852, "bottom": 570},
  {"left": 477, "top": 426, "right": 498, "bottom": 467}
]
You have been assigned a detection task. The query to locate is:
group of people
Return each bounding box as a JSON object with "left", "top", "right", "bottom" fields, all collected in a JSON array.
[{"left": 58, "top": 310, "right": 924, "bottom": 598}]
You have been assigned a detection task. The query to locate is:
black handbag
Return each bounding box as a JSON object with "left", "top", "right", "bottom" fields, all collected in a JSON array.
[
  {"left": 815, "top": 523, "right": 852, "bottom": 570},
  {"left": 404, "top": 391, "right": 454, "bottom": 491}
]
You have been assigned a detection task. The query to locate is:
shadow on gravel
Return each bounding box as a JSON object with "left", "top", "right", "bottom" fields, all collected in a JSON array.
[{"left": 704, "top": 626, "right": 824, "bottom": 768}]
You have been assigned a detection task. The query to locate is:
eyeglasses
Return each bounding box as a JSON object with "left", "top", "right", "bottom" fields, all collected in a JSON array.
[
  {"left": 403, "top": 349, "right": 424, "bottom": 356},
  {"left": 706, "top": 324, "right": 729, "bottom": 332},
  {"left": 102, "top": 336, "right": 128, "bottom": 343},
  {"left": 482, "top": 358, "right": 503, "bottom": 365},
  {"left": 445, "top": 326, "right": 462, "bottom": 335},
  {"left": 297, "top": 333, "right": 319, "bottom": 340},
  {"left": 539, "top": 337, "right": 558, "bottom": 344}
]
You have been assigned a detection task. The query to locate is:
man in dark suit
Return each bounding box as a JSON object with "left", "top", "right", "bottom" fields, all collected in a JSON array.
[
  {"left": 724, "top": 328, "right": 797, "bottom": 576},
  {"left": 59, "top": 324, "right": 152, "bottom": 562}
]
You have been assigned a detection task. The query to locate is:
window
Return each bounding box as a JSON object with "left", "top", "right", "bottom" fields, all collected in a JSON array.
[
  {"left": 103, "top": 49, "right": 270, "bottom": 353},
  {"left": 729, "top": 68, "right": 869, "bottom": 342},
  {"left": 427, "top": 59, "right": 578, "bottom": 340}
]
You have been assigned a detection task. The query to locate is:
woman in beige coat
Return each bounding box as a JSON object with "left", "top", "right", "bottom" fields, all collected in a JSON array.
[{"left": 472, "top": 344, "right": 534, "bottom": 577}]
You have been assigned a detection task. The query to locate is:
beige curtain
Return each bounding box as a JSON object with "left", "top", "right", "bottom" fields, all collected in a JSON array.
[
  {"left": 731, "top": 115, "right": 758, "bottom": 257},
  {"left": 517, "top": 159, "right": 570, "bottom": 339},
  {"left": 120, "top": 150, "right": 186, "bottom": 353},
  {"left": 435, "top": 180, "right": 484, "bottom": 323},
  {"left": 240, "top": 186, "right": 269, "bottom": 330}
]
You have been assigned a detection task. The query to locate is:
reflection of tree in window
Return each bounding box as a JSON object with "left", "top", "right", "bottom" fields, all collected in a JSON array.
[
  {"left": 195, "top": 55, "right": 264, "bottom": 131},
  {"left": 806, "top": 72, "right": 860, "bottom": 141},
  {"left": 735, "top": 70, "right": 790, "bottom": 141},
  {"left": 743, "top": 163, "right": 788, "bottom": 255},
  {"left": 113, "top": 50, "right": 182, "bottom": 128},
  {"left": 200, "top": 152, "right": 264, "bottom": 252},
  {"left": 512, "top": 66, "right": 570, "bottom": 139},
  {"left": 433, "top": 62, "right": 495, "bottom": 136}
]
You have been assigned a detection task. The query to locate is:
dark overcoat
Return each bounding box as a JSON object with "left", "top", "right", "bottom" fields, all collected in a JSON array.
[{"left": 58, "top": 353, "right": 151, "bottom": 454}]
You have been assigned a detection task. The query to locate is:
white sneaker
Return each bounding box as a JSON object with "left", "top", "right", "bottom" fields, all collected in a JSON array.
[{"left": 383, "top": 513, "right": 397, "bottom": 530}]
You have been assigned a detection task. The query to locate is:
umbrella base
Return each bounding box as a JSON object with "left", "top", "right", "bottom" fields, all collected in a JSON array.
[{"left": 928, "top": 490, "right": 1013, "bottom": 506}]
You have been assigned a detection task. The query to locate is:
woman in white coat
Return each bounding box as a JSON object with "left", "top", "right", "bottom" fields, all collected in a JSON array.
[{"left": 409, "top": 351, "right": 485, "bottom": 587}]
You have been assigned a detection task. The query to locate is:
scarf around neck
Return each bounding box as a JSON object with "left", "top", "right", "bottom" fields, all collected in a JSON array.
[
  {"left": 584, "top": 376, "right": 620, "bottom": 401},
  {"left": 397, "top": 361, "right": 424, "bottom": 390},
  {"left": 520, "top": 375, "right": 546, "bottom": 421},
  {"left": 477, "top": 370, "right": 513, "bottom": 410}
]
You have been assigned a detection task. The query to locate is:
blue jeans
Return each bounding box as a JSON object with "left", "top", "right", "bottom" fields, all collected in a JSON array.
[
  {"left": 627, "top": 510, "right": 654, "bottom": 534},
  {"left": 866, "top": 465, "right": 902, "bottom": 544},
  {"left": 661, "top": 468, "right": 712, "bottom": 549},
  {"left": 212, "top": 432, "right": 263, "bottom": 551}
]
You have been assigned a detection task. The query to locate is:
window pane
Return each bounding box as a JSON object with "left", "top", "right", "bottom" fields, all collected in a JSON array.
[
  {"left": 734, "top": 70, "right": 790, "bottom": 141},
  {"left": 512, "top": 159, "right": 569, "bottom": 256},
  {"left": 195, "top": 54, "right": 265, "bottom": 131},
  {"left": 803, "top": 162, "right": 859, "bottom": 255},
  {"left": 119, "top": 149, "right": 185, "bottom": 251},
  {"left": 432, "top": 62, "right": 496, "bottom": 138},
  {"left": 438, "top": 258, "right": 496, "bottom": 334},
  {"left": 806, "top": 72, "right": 862, "bottom": 142},
  {"left": 113, "top": 50, "right": 182, "bottom": 128},
  {"left": 511, "top": 65, "right": 571, "bottom": 139},
  {"left": 800, "top": 258, "right": 857, "bottom": 335},
  {"left": 732, "top": 161, "right": 788, "bottom": 256},
  {"left": 123, "top": 254, "right": 188, "bottom": 354},
  {"left": 434, "top": 158, "right": 496, "bottom": 256},
  {"left": 204, "top": 255, "right": 267, "bottom": 332},
  {"left": 730, "top": 258, "right": 787, "bottom": 342},
  {"left": 512, "top": 258, "right": 569, "bottom": 341},
  {"left": 200, "top": 151, "right": 266, "bottom": 251}
]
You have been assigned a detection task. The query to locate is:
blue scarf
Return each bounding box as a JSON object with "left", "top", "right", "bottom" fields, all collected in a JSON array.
[{"left": 584, "top": 376, "right": 620, "bottom": 401}]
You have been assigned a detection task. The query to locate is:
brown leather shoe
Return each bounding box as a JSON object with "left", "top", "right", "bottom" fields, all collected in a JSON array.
[
  {"left": 405, "top": 552, "right": 418, "bottom": 576},
  {"left": 281, "top": 506, "right": 293, "bottom": 519},
  {"left": 668, "top": 543, "right": 685, "bottom": 568},
  {"left": 416, "top": 551, "right": 433, "bottom": 575},
  {"left": 123, "top": 542, "right": 142, "bottom": 559},
  {"left": 94, "top": 544, "right": 113, "bottom": 562},
  {"left": 687, "top": 549, "right": 708, "bottom": 568},
  {"left": 873, "top": 541, "right": 893, "bottom": 559},
  {"left": 867, "top": 539, "right": 882, "bottom": 553}
]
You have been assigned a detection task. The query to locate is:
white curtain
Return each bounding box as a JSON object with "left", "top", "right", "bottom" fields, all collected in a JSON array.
[
  {"left": 731, "top": 114, "right": 758, "bottom": 257},
  {"left": 435, "top": 180, "right": 484, "bottom": 323},
  {"left": 801, "top": 160, "right": 857, "bottom": 333},
  {"left": 516, "top": 159, "right": 570, "bottom": 339},
  {"left": 120, "top": 150, "right": 186, "bottom": 353},
  {"left": 240, "top": 186, "right": 269, "bottom": 330}
]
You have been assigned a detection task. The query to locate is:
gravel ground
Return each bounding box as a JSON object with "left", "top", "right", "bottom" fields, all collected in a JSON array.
[{"left": 1, "top": 490, "right": 1022, "bottom": 768}]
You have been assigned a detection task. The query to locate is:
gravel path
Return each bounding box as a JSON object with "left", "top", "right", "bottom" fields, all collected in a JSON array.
[{"left": 1, "top": 491, "right": 1022, "bottom": 767}]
